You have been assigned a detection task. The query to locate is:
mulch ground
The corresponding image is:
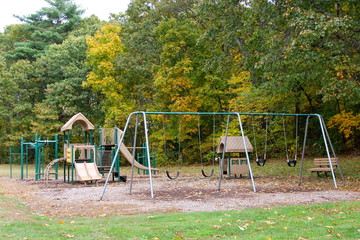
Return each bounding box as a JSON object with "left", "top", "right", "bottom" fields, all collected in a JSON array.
[{"left": 0, "top": 173, "right": 359, "bottom": 220}]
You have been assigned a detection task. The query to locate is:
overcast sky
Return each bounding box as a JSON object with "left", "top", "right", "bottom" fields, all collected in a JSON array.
[{"left": 0, "top": 0, "right": 131, "bottom": 32}]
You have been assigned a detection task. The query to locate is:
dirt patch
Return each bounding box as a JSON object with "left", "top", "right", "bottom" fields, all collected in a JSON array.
[{"left": 0, "top": 174, "right": 359, "bottom": 219}]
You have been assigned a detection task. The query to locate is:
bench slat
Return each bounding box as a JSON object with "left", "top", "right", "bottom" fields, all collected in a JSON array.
[
  {"left": 308, "top": 168, "right": 332, "bottom": 172},
  {"left": 308, "top": 157, "right": 339, "bottom": 174},
  {"left": 313, "top": 158, "right": 338, "bottom": 161}
]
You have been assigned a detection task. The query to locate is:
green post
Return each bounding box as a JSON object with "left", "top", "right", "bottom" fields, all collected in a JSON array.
[
  {"left": 20, "top": 138, "right": 24, "bottom": 180},
  {"left": 9, "top": 147, "right": 12, "bottom": 178},
  {"left": 114, "top": 127, "right": 120, "bottom": 181},
  {"left": 89, "top": 131, "right": 93, "bottom": 145},
  {"left": 35, "top": 134, "right": 40, "bottom": 180},
  {"left": 71, "top": 145, "right": 74, "bottom": 183},
  {"left": 25, "top": 145, "right": 29, "bottom": 178},
  {"left": 54, "top": 134, "right": 59, "bottom": 180}
]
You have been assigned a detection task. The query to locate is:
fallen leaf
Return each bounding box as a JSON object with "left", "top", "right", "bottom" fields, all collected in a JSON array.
[
  {"left": 325, "top": 226, "right": 334, "bottom": 229},
  {"left": 62, "top": 233, "right": 74, "bottom": 238},
  {"left": 58, "top": 221, "right": 64, "bottom": 224},
  {"left": 213, "top": 225, "right": 221, "bottom": 229},
  {"left": 282, "top": 227, "right": 288, "bottom": 230}
]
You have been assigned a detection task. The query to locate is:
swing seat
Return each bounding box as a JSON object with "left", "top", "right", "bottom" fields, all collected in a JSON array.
[
  {"left": 287, "top": 159, "right": 297, "bottom": 167},
  {"left": 256, "top": 158, "right": 266, "bottom": 166},
  {"left": 166, "top": 170, "right": 180, "bottom": 180},
  {"left": 201, "top": 169, "right": 214, "bottom": 178}
]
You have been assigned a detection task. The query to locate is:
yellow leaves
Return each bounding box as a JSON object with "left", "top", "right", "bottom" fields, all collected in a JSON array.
[
  {"left": 227, "top": 71, "right": 263, "bottom": 113},
  {"left": 85, "top": 24, "right": 123, "bottom": 92},
  {"left": 328, "top": 111, "right": 360, "bottom": 139},
  {"left": 84, "top": 24, "right": 128, "bottom": 122}
]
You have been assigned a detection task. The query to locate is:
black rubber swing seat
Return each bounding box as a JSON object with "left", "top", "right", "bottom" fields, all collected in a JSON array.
[
  {"left": 256, "top": 158, "right": 266, "bottom": 166},
  {"left": 287, "top": 159, "right": 297, "bottom": 167},
  {"left": 166, "top": 170, "right": 180, "bottom": 180},
  {"left": 201, "top": 169, "right": 214, "bottom": 178}
]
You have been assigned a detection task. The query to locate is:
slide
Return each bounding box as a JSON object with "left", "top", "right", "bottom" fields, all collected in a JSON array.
[
  {"left": 119, "top": 143, "right": 159, "bottom": 171},
  {"left": 85, "top": 162, "right": 103, "bottom": 180},
  {"left": 74, "top": 162, "right": 92, "bottom": 181},
  {"left": 116, "top": 128, "right": 158, "bottom": 172},
  {"left": 74, "top": 162, "right": 102, "bottom": 181}
]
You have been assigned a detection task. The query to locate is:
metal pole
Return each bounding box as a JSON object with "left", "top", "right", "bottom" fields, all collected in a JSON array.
[
  {"left": 99, "top": 112, "right": 136, "bottom": 201},
  {"left": 129, "top": 114, "right": 139, "bottom": 195},
  {"left": 142, "top": 112, "right": 155, "bottom": 198},
  {"left": 218, "top": 114, "right": 230, "bottom": 190},
  {"left": 55, "top": 134, "right": 58, "bottom": 180},
  {"left": 235, "top": 113, "right": 256, "bottom": 192},
  {"left": 316, "top": 114, "right": 337, "bottom": 188},
  {"left": 298, "top": 116, "right": 310, "bottom": 185},
  {"left": 20, "top": 138, "right": 24, "bottom": 180},
  {"left": 320, "top": 116, "right": 346, "bottom": 186},
  {"left": 10, "top": 147, "right": 13, "bottom": 178}
]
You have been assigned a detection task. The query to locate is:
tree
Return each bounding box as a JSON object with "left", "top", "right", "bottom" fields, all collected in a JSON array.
[
  {"left": 33, "top": 35, "right": 103, "bottom": 128},
  {"left": 84, "top": 24, "right": 125, "bottom": 125},
  {"left": 5, "top": 0, "right": 84, "bottom": 61}
]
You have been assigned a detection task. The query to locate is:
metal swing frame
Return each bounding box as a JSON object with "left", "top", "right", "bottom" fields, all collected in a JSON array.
[{"left": 99, "top": 112, "right": 345, "bottom": 200}]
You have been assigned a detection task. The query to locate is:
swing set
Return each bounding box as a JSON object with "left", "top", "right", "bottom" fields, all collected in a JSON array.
[
  {"left": 99, "top": 112, "right": 346, "bottom": 200},
  {"left": 162, "top": 114, "right": 216, "bottom": 180}
]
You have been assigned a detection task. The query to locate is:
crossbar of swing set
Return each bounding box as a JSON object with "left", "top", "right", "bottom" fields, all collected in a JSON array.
[{"left": 99, "top": 112, "right": 344, "bottom": 200}]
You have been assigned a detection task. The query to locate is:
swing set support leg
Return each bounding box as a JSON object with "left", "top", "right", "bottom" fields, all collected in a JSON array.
[{"left": 218, "top": 113, "right": 256, "bottom": 193}]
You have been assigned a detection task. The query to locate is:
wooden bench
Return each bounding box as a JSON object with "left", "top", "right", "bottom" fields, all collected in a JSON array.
[{"left": 307, "top": 158, "right": 338, "bottom": 177}]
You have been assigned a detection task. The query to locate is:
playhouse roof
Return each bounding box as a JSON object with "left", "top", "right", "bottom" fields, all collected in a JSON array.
[
  {"left": 216, "top": 136, "right": 253, "bottom": 153},
  {"left": 60, "top": 113, "right": 95, "bottom": 132}
]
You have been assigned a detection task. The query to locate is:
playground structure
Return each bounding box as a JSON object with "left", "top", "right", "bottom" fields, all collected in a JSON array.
[
  {"left": 100, "top": 111, "right": 346, "bottom": 200},
  {"left": 61, "top": 113, "right": 157, "bottom": 183},
  {"left": 10, "top": 134, "right": 59, "bottom": 180},
  {"left": 10, "top": 113, "right": 157, "bottom": 183},
  {"left": 216, "top": 135, "right": 253, "bottom": 178}
]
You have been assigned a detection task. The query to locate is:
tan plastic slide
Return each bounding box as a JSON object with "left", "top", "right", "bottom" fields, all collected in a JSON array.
[
  {"left": 74, "top": 162, "right": 102, "bottom": 181},
  {"left": 85, "top": 162, "right": 103, "bottom": 180},
  {"left": 115, "top": 128, "right": 158, "bottom": 172},
  {"left": 119, "top": 143, "right": 158, "bottom": 172}
]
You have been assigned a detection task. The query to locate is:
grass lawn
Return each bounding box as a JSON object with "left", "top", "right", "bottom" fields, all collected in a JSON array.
[
  {"left": 0, "top": 197, "right": 359, "bottom": 240},
  {"left": 0, "top": 155, "right": 359, "bottom": 239}
]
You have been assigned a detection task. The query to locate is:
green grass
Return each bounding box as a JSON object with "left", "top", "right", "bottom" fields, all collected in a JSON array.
[
  {"left": 0, "top": 200, "right": 359, "bottom": 239},
  {"left": 0, "top": 157, "right": 359, "bottom": 239}
]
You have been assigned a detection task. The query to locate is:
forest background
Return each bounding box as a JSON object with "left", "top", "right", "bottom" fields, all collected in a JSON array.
[{"left": 0, "top": 0, "right": 359, "bottom": 164}]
